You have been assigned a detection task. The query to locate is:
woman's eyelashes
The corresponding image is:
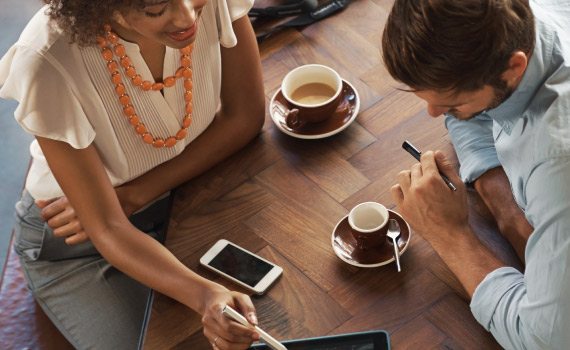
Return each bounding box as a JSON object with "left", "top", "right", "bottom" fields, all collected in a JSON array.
[
  {"left": 143, "top": 3, "right": 168, "bottom": 17},
  {"left": 145, "top": 8, "right": 167, "bottom": 17}
]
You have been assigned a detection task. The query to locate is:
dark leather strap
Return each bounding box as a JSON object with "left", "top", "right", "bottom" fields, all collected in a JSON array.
[
  {"left": 255, "top": 0, "right": 351, "bottom": 42},
  {"left": 249, "top": 0, "right": 319, "bottom": 18}
]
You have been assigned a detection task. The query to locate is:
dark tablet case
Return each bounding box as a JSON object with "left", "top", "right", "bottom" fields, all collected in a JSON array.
[{"left": 249, "top": 330, "right": 390, "bottom": 350}]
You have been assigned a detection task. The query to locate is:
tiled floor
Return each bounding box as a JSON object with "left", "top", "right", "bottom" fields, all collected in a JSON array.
[{"left": 0, "top": 1, "right": 42, "bottom": 273}]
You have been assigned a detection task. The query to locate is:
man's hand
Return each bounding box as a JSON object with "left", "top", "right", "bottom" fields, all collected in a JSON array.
[
  {"left": 390, "top": 150, "right": 468, "bottom": 248},
  {"left": 391, "top": 150, "right": 505, "bottom": 297}
]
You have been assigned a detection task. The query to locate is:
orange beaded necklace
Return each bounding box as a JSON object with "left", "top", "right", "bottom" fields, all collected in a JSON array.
[{"left": 96, "top": 25, "right": 194, "bottom": 148}]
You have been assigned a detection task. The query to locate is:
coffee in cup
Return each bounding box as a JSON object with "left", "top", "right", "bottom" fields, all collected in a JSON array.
[
  {"left": 348, "top": 202, "right": 389, "bottom": 250},
  {"left": 280, "top": 64, "right": 343, "bottom": 130}
]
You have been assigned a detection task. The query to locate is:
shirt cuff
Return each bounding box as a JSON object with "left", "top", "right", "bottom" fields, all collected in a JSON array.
[
  {"left": 444, "top": 114, "right": 501, "bottom": 183},
  {"left": 457, "top": 147, "right": 501, "bottom": 184},
  {"left": 470, "top": 266, "right": 524, "bottom": 330}
]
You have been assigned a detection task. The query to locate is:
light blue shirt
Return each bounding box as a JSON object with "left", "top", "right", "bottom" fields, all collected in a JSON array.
[{"left": 444, "top": 2, "right": 570, "bottom": 349}]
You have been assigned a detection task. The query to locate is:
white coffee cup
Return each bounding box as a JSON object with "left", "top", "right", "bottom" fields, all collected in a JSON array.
[
  {"left": 280, "top": 64, "right": 343, "bottom": 130},
  {"left": 348, "top": 202, "right": 389, "bottom": 250}
]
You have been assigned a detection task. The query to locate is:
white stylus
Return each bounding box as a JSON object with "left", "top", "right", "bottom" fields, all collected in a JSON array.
[{"left": 222, "top": 305, "right": 287, "bottom": 350}]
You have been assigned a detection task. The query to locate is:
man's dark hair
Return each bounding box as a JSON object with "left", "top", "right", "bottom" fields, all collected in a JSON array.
[
  {"left": 382, "top": 0, "right": 535, "bottom": 93},
  {"left": 42, "top": 0, "right": 144, "bottom": 46}
]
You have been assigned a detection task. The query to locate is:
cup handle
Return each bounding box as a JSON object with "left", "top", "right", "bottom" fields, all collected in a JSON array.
[{"left": 285, "top": 108, "right": 307, "bottom": 130}]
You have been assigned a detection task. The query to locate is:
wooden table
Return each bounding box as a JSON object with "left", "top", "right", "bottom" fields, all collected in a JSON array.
[{"left": 142, "top": 1, "right": 522, "bottom": 348}]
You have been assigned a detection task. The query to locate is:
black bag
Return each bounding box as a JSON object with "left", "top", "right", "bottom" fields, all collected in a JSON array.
[{"left": 249, "top": 0, "right": 351, "bottom": 42}]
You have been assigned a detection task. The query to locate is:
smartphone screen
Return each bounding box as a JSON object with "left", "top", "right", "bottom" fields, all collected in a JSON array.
[{"left": 207, "top": 244, "right": 274, "bottom": 287}]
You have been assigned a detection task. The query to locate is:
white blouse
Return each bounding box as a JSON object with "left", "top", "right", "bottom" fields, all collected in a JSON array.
[{"left": 0, "top": 0, "right": 253, "bottom": 200}]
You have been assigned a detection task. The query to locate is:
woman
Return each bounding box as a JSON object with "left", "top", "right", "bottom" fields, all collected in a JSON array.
[{"left": 0, "top": 0, "right": 265, "bottom": 348}]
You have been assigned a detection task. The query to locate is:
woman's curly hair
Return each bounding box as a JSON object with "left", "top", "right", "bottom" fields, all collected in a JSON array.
[{"left": 42, "top": 0, "right": 144, "bottom": 46}]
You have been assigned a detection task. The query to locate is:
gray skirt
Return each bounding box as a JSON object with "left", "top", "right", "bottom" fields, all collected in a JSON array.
[{"left": 13, "top": 189, "right": 172, "bottom": 350}]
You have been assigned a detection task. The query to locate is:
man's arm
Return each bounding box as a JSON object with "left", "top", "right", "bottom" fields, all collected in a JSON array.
[
  {"left": 472, "top": 157, "right": 570, "bottom": 349},
  {"left": 444, "top": 113, "right": 500, "bottom": 182},
  {"left": 393, "top": 151, "right": 570, "bottom": 349},
  {"left": 391, "top": 151, "right": 504, "bottom": 297},
  {"left": 445, "top": 114, "right": 532, "bottom": 263},
  {"left": 473, "top": 167, "right": 533, "bottom": 263}
]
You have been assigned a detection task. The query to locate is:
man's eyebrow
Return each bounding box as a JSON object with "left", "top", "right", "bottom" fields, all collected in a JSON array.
[
  {"left": 436, "top": 103, "right": 467, "bottom": 108},
  {"left": 436, "top": 97, "right": 475, "bottom": 108}
]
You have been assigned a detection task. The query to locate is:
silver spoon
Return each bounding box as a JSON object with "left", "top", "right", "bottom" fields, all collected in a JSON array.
[{"left": 386, "top": 219, "right": 401, "bottom": 272}]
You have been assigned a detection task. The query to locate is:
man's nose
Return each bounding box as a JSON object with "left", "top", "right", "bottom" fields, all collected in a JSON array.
[{"left": 427, "top": 104, "right": 447, "bottom": 117}]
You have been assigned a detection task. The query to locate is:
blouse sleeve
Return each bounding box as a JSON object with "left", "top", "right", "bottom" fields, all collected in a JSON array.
[
  {"left": 0, "top": 44, "right": 95, "bottom": 149},
  {"left": 217, "top": 0, "right": 255, "bottom": 47}
]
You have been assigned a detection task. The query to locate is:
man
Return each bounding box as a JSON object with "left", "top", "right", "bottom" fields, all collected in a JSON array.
[{"left": 382, "top": 0, "right": 570, "bottom": 349}]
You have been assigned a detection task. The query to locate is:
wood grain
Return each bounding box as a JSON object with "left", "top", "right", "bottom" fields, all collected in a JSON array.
[{"left": 142, "top": 1, "right": 510, "bottom": 348}]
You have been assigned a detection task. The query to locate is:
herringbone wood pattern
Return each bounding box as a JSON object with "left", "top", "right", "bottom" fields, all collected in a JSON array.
[{"left": 143, "top": 1, "right": 522, "bottom": 348}]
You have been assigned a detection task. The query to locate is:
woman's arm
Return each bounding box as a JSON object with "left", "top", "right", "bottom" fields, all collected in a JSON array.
[
  {"left": 36, "top": 136, "right": 208, "bottom": 304},
  {"left": 36, "top": 136, "right": 259, "bottom": 346},
  {"left": 39, "top": 16, "right": 265, "bottom": 243},
  {"left": 34, "top": 16, "right": 265, "bottom": 348}
]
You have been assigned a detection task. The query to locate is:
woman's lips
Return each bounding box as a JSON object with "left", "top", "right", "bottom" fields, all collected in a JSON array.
[{"left": 166, "top": 22, "right": 198, "bottom": 41}]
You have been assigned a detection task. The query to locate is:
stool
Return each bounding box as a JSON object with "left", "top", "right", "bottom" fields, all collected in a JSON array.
[{"left": 0, "top": 231, "right": 74, "bottom": 350}]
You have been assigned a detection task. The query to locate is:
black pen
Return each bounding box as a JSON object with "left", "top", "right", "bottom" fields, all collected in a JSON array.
[{"left": 402, "top": 141, "right": 457, "bottom": 191}]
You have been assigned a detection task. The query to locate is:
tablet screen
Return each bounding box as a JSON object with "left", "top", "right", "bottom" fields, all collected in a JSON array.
[
  {"left": 283, "top": 338, "right": 373, "bottom": 350},
  {"left": 249, "top": 331, "right": 389, "bottom": 350}
]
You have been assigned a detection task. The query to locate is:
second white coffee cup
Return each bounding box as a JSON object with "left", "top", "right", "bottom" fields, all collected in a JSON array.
[
  {"left": 348, "top": 202, "right": 389, "bottom": 250},
  {"left": 280, "top": 64, "right": 343, "bottom": 129}
]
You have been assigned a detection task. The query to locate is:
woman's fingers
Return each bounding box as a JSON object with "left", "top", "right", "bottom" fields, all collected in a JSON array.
[
  {"left": 233, "top": 295, "right": 258, "bottom": 326},
  {"left": 38, "top": 197, "right": 65, "bottom": 221},
  {"left": 35, "top": 197, "right": 58, "bottom": 209},
  {"left": 37, "top": 196, "right": 90, "bottom": 244},
  {"left": 64, "top": 231, "right": 90, "bottom": 245}
]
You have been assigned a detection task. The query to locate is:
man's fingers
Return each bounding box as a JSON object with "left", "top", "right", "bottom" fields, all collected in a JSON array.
[
  {"left": 419, "top": 151, "right": 439, "bottom": 175},
  {"left": 421, "top": 151, "right": 461, "bottom": 189},
  {"left": 390, "top": 184, "right": 404, "bottom": 204},
  {"left": 397, "top": 170, "right": 411, "bottom": 192},
  {"left": 410, "top": 163, "right": 422, "bottom": 181},
  {"left": 434, "top": 150, "right": 461, "bottom": 182}
]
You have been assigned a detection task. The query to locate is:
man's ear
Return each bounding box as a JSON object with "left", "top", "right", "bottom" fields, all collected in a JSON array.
[{"left": 502, "top": 51, "right": 528, "bottom": 86}]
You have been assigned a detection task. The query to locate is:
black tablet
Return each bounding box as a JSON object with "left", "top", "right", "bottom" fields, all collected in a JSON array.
[{"left": 249, "top": 330, "right": 390, "bottom": 350}]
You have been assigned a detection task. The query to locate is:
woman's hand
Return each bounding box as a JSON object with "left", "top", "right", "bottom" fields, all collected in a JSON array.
[
  {"left": 201, "top": 286, "right": 260, "bottom": 349},
  {"left": 37, "top": 196, "right": 88, "bottom": 245},
  {"left": 37, "top": 185, "right": 140, "bottom": 245}
]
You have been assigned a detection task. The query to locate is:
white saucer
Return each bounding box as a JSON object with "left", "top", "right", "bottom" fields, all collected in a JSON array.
[
  {"left": 270, "top": 79, "right": 360, "bottom": 139},
  {"left": 331, "top": 210, "right": 412, "bottom": 268}
]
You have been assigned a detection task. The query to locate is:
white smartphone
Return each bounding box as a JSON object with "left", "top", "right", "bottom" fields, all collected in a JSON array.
[{"left": 200, "top": 239, "right": 283, "bottom": 294}]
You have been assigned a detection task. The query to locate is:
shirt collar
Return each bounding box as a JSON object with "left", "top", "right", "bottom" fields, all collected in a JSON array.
[{"left": 484, "top": 20, "right": 554, "bottom": 135}]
